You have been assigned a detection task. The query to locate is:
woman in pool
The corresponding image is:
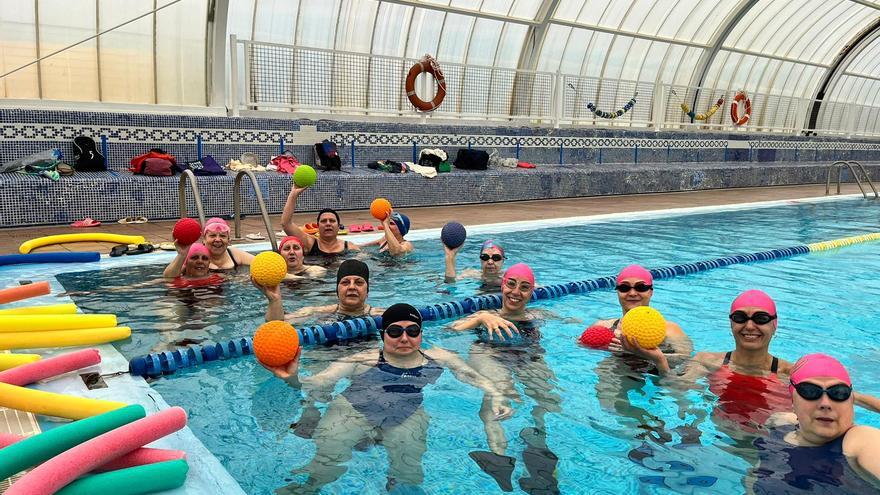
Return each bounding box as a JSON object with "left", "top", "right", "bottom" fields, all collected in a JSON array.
[
  {"left": 277, "top": 236, "right": 326, "bottom": 279},
  {"left": 752, "top": 353, "right": 880, "bottom": 493},
  {"left": 265, "top": 303, "right": 512, "bottom": 494},
  {"left": 281, "top": 184, "right": 359, "bottom": 256},
  {"left": 162, "top": 242, "right": 223, "bottom": 287},
  {"left": 361, "top": 212, "right": 413, "bottom": 256},
  {"left": 449, "top": 263, "right": 562, "bottom": 493},
  {"left": 444, "top": 240, "right": 506, "bottom": 286},
  {"left": 202, "top": 217, "right": 254, "bottom": 270}
]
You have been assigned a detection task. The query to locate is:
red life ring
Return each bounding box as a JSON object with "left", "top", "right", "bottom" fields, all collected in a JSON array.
[
  {"left": 730, "top": 91, "right": 751, "bottom": 125},
  {"left": 405, "top": 55, "right": 446, "bottom": 112}
]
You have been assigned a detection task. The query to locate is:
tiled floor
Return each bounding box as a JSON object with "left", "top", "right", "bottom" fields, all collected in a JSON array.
[{"left": 0, "top": 184, "right": 863, "bottom": 255}]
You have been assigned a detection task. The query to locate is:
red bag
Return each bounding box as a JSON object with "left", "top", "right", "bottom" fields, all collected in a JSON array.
[
  {"left": 271, "top": 153, "right": 300, "bottom": 174},
  {"left": 143, "top": 158, "right": 173, "bottom": 176},
  {"left": 130, "top": 150, "right": 177, "bottom": 174}
]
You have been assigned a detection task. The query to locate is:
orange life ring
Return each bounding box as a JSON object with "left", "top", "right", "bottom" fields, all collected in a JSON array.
[
  {"left": 730, "top": 91, "right": 751, "bottom": 125},
  {"left": 405, "top": 55, "right": 446, "bottom": 112}
]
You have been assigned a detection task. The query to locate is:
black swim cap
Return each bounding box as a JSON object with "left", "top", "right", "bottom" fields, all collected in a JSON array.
[
  {"left": 317, "top": 208, "right": 341, "bottom": 224},
  {"left": 337, "top": 259, "right": 369, "bottom": 286},
  {"left": 381, "top": 303, "right": 423, "bottom": 330}
]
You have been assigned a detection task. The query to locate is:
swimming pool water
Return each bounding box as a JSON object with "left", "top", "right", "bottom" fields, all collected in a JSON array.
[{"left": 57, "top": 198, "right": 880, "bottom": 494}]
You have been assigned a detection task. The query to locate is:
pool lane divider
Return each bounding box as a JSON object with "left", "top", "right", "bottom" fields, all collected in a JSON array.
[{"left": 128, "top": 231, "right": 880, "bottom": 378}]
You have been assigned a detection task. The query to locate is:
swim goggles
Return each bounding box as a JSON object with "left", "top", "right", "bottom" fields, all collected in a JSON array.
[
  {"left": 615, "top": 283, "right": 653, "bottom": 293},
  {"left": 384, "top": 324, "right": 422, "bottom": 339},
  {"left": 480, "top": 253, "right": 504, "bottom": 262},
  {"left": 791, "top": 381, "right": 852, "bottom": 402},
  {"left": 729, "top": 311, "right": 776, "bottom": 325}
]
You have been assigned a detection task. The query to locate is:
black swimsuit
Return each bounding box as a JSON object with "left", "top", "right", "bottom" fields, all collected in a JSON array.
[{"left": 308, "top": 240, "right": 349, "bottom": 256}]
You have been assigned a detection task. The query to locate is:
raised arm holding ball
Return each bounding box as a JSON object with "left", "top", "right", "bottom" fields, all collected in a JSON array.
[
  {"left": 281, "top": 171, "right": 359, "bottom": 256},
  {"left": 361, "top": 199, "right": 414, "bottom": 256}
]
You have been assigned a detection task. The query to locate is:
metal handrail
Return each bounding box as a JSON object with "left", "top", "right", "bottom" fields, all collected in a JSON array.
[
  {"left": 232, "top": 170, "right": 277, "bottom": 251},
  {"left": 178, "top": 170, "right": 206, "bottom": 225},
  {"left": 825, "top": 160, "right": 877, "bottom": 199}
]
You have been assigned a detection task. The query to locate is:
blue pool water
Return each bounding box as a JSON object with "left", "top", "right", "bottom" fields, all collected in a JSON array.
[{"left": 56, "top": 198, "right": 880, "bottom": 494}]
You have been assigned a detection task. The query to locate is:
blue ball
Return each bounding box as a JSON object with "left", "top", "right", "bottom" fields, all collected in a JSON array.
[{"left": 441, "top": 222, "right": 467, "bottom": 249}]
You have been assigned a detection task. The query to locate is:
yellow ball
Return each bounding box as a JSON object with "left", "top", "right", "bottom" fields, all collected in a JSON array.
[
  {"left": 250, "top": 251, "right": 288, "bottom": 287},
  {"left": 620, "top": 306, "right": 667, "bottom": 349}
]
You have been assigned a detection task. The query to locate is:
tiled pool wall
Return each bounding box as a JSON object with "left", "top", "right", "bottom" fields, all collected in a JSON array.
[{"left": 2, "top": 108, "right": 879, "bottom": 227}]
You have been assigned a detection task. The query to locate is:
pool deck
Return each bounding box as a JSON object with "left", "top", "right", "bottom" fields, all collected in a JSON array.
[{"left": 0, "top": 183, "right": 864, "bottom": 254}]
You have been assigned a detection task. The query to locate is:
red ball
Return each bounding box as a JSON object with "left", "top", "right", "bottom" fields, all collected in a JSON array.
[
  {"left": 173, "top": 218, "right": 202, "bottom": 245},
  {"left": 579, "top": 325, "right": 615, "bottom": 349}
]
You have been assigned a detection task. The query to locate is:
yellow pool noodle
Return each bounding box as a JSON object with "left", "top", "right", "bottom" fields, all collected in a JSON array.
[
  {"left": 0, "top": 314, "right": 117, "bottom": 333},
  {"left": 0, "top": 327, "right": 131, "bottom": 350},
  {"left": 0, "top": 382, "right": 127, "bottom": 420},
  {"left": 0, "top": 304, "right": 78, "bottom": 316},
  {"left": 0, "top": 353, "right": 41, "bottom": 371},
  {"left": 19, "top": 233, "right": 146, "bottom": 254}
]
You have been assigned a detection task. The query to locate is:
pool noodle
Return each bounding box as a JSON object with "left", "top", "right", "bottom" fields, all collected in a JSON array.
[
  {"left": 0, "top": 348, "right": 101, "bottom": 386},
  {"left": 18, "top": 233, "right": 145, "bottom": 254},
  {"left": 55, "top": 459, "right": 189, "bottom": 495},
  {"left": 0, "top": 353, "right": 41, "bottom": 371},
  {"left": 0, "top": 252, "right": 101, "bottom": 266},
  {"left": 0, "top": 404, "right": 145, "bottom": 481},
  {"left": 0, "top": 303, "right": 78, "bottom": 315},
  {"left": 0, "top": 314, "right": 117, "bottom": 333},
  {"left": 0, "top": 432, "right": 186, "bottom": 473},
  {"left": 6, "top": 407, "right": 188, "bottom": 495},
  {"left": 0, "top": 381, "right": 128, "bottom": 420},
  {"left": 0, "top": 327, "right": 131, "bottom": 349},
  {"left": 0, "top": 281, "right": 50, "bottom": 304}
]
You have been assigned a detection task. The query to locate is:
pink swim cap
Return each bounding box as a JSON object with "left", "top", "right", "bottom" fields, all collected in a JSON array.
[
  {"left": 617, "top": 264, "right": 653, "bottom": 285},
  {"left": 790, "top": 353, "right": 852, "bottom": 390},
  {"left": 730, "top": 289, "right": 777, "bottom": 315},
  {"left": 187, "top": 242, "right": 209, "bottom": 259},
  {"left": 502, "top": 263, "right": 535, "bottom": 286},
  {"left": 279, "top": 236, "right": 303, "bottom": 250},
  {"left": 481, "top": 240, "right": 505, "bottom": 257},
  {"left": 204, "top": 217, "right": 230, "bottom": 233}
]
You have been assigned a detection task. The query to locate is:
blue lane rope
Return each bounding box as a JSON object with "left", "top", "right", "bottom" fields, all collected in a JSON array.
[{"left": 126, "top": 242, "right": 826, "bottom": 377}]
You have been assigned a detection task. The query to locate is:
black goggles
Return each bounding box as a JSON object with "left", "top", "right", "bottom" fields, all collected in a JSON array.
[
  {"left": 615, "top": 283, "right": 653, "bottom": 293},
  {"left": 791, "top": 382, "right": 852, "bottom": 402},
  {"left": 384, "top": 324, "right": 422, "bottom": 339},
  {"left": 729, "top": 311, "right": 777, "bottom": 325},
  {"left": 480, "top": 253, "right": 504, "bottom": 262}
]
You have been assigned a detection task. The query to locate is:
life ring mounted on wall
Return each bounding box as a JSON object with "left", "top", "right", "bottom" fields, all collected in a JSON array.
[
  {"left": 730, "top": 91, "right": 751, "bottom": 125},
  {"left": 405, "top": 55, "right": 446, "bottom": 112}
]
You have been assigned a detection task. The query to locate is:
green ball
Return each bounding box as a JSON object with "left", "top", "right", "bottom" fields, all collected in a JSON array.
[{"left": 293, "top": 165, "right": 317, "bottom": 188}]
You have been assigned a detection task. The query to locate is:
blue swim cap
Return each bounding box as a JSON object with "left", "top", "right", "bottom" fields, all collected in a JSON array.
[{"left": 391, "top": 212, "right": 410, "bottom": 236}]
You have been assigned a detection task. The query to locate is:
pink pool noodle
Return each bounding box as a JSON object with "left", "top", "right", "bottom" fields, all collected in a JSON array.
[
  {"left": 6, "top": 407, "right": 188, "bottom": 495},
  {"left": 0, "top": 432, "right": 185, "bottom": 472},
  {"left": 0, "top": 349, "right": 101, "bottom": 386}
]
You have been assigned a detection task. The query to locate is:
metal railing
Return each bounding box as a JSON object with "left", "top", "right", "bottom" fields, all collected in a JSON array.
[
  {"left": 178, "top": 170, "right": 206, "bottom": 225},
  {"left": 826, "top": 160, "right": 878, "bottom": 199},
  {"left": 229, "top": 37, "right": 880, "bottom": 137},
  {"left": 232, "top": 170, "right": 278, "bottom": 251}
]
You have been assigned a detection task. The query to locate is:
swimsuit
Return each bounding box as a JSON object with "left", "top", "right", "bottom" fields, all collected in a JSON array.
[
  {"left": 477, "top": 318, "right": 543, "bottom": 348},
  {"left": 753, "top": 425, "right": 877, "bottom": 494},
  {"left": 708, "top": 352, "right": 791, "bottom": 431},
  {"left": 209, "top": 249, "right": 239, "bottom": 271},
  {"left": 308, "top": 240, "right": 349, "bottom": 256},
  {"left": 342, "top": 350, "right": 444, "bottom": 428},
  {"left": 170, "top": 274, "right": 223, "bottom": 289}
]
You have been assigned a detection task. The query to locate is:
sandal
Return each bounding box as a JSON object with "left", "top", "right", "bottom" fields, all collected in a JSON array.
[
  {"left": 302, "top": 223, "right": 319, "bottom": 235},
  {"left": 126, "top": 243, "right": 155, "bottom": 255},
  {"left": 246, "top": 232, "right": 266, "bottom": 241},
  {"left": 118, "top": 216, "right": 148, "bottom": 224},
  {"left": 109, "top": 245, "right": 128, "bottom": 257},
  {"left": 158, "top": 242, "right": 176, "bottom": 251},
  {"left": 71, "top": 217, "right": 101, "bottom": 228}
]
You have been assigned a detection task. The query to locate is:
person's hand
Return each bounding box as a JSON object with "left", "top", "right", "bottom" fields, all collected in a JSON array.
[
  {"left": 608, "top": 335, "right": 624, "bottom": 353},
  {"left": 443, "top": 244, "right": 460, "bottom": 258},
  {"left": 490, "top": 395, "right": 513, "bottom": 420},
  {"left": 290, "top": 184, "right": 309, "bottom": 195},
  {"left": 381, "top": 214, "right": 392, "bottom": 229},
  {"left": 174, "top": 240, "right": 191, "bottom": 256},
  {"left": 621, "top": 336, "right": 670, "bottom": 373},
  {"left": 258, "top": 347, "right": 301, "bottom": 379},
  {"left": 251, "top": 275, "right": 281, "bottom": 302},
  {"left": 481, "top": 313, "right": 520, "bottom": 341}
]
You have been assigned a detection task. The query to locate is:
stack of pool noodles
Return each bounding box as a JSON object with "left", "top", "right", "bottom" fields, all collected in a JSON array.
[{"left": 0, "top": 349, "right": 190, "bottom": 494}]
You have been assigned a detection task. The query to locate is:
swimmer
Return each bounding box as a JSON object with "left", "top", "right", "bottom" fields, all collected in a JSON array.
[
  {"left": 162, "top": 242, "right": 222, "bottom": 285},
  {"left": 202, "top": 217, "right": 254, "bottom": 270},
  {"left": 752, "top": 354, "right": 880, "bottom": 493},
  {"left": 278, "top": 236, "right": 326, "bottom": 279},
  {"left": 267, "top": 303, "right": 512, "bottom": 494},
  {"left": 281, "top": 184, "right": 359, "bottom": 256},
  {"left": 361, "top": 212, "right": 413, "bottom": 256},
  {"left": 444, "top": 240, "right": 505, "bottom": 286}
]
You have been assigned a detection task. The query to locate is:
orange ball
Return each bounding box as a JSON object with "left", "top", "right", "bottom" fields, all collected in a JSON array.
[
  {"left": 370, "top": 198, "right": 392, "bottom": 220},
  {"left": 252, "top": 321, "right": 300, "bottom": 367}
]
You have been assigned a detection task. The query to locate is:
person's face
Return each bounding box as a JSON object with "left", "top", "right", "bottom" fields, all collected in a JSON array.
[
  {"left": 729, "top": 306, "right": 777, "bottom": 351},
  {"left": 280, "top": 241, "right": 303, "bottom": 268},
  {"left": 382, "top": 319, "right": 422, "bottom": 356},
  {"left": 793, "top": 377, "right": 854, "bottom": 444},
  {"left": 480, "top": 247, "right": 504, "bottom": 274},
  {"left": 617, "top": 277, "right": 653, "bottom": 312},
  {"left": 318, "top": 213, "right": 339, "bottom": 238},
  {"left": 203, "top": 230, "right": 229, "bottom": 254},
  {"left": 337, "top": 275, "right": 368, "bottom": 308},
  {"left": 501, "top": 276, "right": 533, "bottom": 312},
  {"left": 184, "top": 253, "right": 210, "bottom": 277}
]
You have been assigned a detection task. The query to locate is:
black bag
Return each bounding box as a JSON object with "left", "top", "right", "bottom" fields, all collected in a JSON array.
[
  {"left": 73, "top": 136, "right": 106, "bottom": 171},
  {"left": 418, "top": 149, "right": 446, "bottom": 169},
  {"left": 453, "top": 149, "right": 489, "bottom": 170},
  {"left": 314, "top": 140, "right": 342, "bottom": 171}
]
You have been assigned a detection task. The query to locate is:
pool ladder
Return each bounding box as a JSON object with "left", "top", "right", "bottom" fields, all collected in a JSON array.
[
  {"left": 177, "top": 170, "right": 278, "bottom": 251},
  {"left": 825, "top": 160, "right": 878, "bottom": 199}
]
